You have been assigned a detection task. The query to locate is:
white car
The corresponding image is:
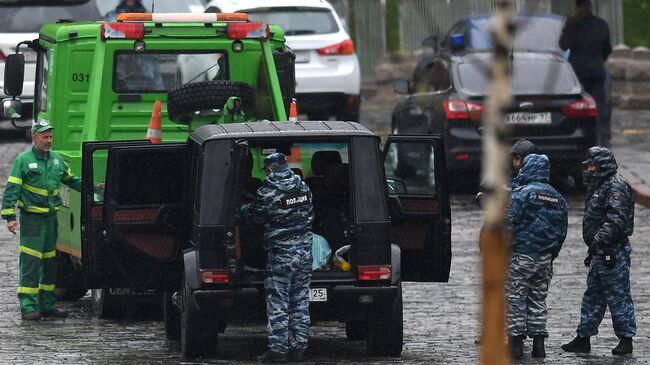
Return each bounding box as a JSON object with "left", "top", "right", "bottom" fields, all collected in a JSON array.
[
  {"left": 206, "top": 0, "right": 362, "bottom": 121},
  {"left": 0, "top": 0, "right": 205, "bottom": 126}
]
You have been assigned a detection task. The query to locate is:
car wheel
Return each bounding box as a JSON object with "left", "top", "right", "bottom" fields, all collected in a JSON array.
[
  {"left": 337, "top": 100, "right": 360, "bottom": 122},
  {"left": 181, "top": 278, "right": 218, "bottom": 358},
  {"left": 167, "top": 80, "right": 257, "bottom": 123},
  {"left": 366, "top": 282, "right": 403, "bottom": 356},
  {"left": 345, "top": 320, "right": 368, "bottom": 341},
  {"left": 164, "top": 291, "right": 181, "bottom": 341}
]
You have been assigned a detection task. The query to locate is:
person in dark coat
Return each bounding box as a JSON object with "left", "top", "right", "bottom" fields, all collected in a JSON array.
[
  {"left": 506, "top": 153, "right": 568, "bottom": 359},
  {"left": 559, "top": 0, "right": 612, "bottom": 147},
  {"left": 562, "top": 146, "right": 636, "bottom": 355}
]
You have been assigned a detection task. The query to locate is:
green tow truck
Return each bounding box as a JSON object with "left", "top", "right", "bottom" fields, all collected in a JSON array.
[{"left": 1, "top": 11, "right": 296, "bottom": 313}]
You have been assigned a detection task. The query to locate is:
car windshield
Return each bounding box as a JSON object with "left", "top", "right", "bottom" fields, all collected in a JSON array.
[
  {"left": 467, "top": 16, "right": 565, "bottom": 53},
  {"left": 455, "top": 55, "right": 581, "bottom": 96},
  {"left": 97, "top": 0, "right": 205, "bottom": 21},
  {"left": 113, "top": 52, "right": 228, "bottom": 93},
  {"left": 0, "top": 2, "right": 102, "bottom": 32},
  {"left": 243, "top": 7, "right": 339, "bottom": 35}
]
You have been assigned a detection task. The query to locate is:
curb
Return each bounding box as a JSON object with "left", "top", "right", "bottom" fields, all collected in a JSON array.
[{"left": 620, "top": 168, "right": 650, "bottom": 208}]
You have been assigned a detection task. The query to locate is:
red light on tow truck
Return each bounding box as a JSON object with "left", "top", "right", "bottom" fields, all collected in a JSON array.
[
  {"left": 227, "top": 22, "right": 270, "bottom": 40},
  {"left": 200, "top": 269, "right": 229, "bottom": 284},
  {"left": 101, "top": 22, "right": 145, "bottom": 40},
  {"left": 357, "top": 265, "right": 391, "bottom": 281}
]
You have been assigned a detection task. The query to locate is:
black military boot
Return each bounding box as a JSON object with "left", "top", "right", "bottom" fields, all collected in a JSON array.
[
  {"left": 612, "top": 337, "right": 633, "bottom": 355},
  {"left": 561, "top": 335, "right": 591, "bottom": 353},
  {"left": 531, "top": 336, "right": 546, "bottom": 358},
  {"left": 256, "top": 350, "right": 287, "bottom": 363},
  {"left": 509, "top": 335, "right": 524, "bottom": 359}
]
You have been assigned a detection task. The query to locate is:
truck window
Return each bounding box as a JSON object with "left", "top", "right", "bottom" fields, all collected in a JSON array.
[
  {"left": 113, "top": 52, "right": 228, "bottom": 93},
  {"left": 34, "top": 49, "right": 49, "bottom": 114}
]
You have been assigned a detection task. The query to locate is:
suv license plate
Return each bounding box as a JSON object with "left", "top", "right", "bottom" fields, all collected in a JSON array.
[
  {"left": 505, "top": 112, "right": 551, "bottom": 125},
  {"left": 309, "top": 288, "right": 327, "bottom": 302},
  {"left": 295, "top": 51, "right": 310, "bottom": 64}
]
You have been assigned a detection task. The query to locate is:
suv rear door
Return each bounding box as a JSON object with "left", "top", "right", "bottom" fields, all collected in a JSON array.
[
  {"left": 82, "top": 141, "right": 190, "bottom": 290},
  {"left": 382, "top": 135, "right": 452, "bottom": 282}
]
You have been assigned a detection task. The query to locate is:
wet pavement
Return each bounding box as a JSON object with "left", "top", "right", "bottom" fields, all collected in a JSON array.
[{"left": 1, "top": 104, "right": 649, "bottom": 363}]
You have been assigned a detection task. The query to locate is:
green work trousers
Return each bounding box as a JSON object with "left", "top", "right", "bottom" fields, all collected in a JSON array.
[{"left": 18, "top": 213, "right": 58, "bottom": 314}]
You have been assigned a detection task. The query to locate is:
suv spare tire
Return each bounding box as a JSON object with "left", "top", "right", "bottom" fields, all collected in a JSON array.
[{"left": 167, "top": 80, "right": 257, "bottom": 123}]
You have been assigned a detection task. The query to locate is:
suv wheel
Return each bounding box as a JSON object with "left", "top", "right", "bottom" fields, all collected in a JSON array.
[
  {"left": 366, "top": 282, "right": 403, "bottom": 356},
  {"left": 167, "top": 80, "right": 257, "bottom": 123},
  {"left": 164, "top": 291, "right": 181, "bottom": 341},
  {"left": 345, "top": 320, "right": 368, "bottom": 341},
  {"left": 181, "top": 280, "right": 218, "bottom": 358},
  {"left": 92, "top": 288, "right": 122, "bottom": 319}
]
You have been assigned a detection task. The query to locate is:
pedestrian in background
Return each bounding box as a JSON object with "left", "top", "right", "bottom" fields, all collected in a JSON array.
[
  {"left": 559, "top": 0, "right": 612, "bottom": 147},
  {"left": 239, "top": 152, "right": 314, "bottom": 363},
  {"left": 1, "top": 119, "right": 82, "bottom": 321},
  {"left": 562, "top": 146, "right": 636, "bottom": 355},
  {"left": 506, "top": 153, "right": 568, "bottom": 359}
]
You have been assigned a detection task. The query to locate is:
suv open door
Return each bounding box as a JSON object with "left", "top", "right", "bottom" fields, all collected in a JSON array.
[
  {"left": 382, "top": 135, "right": 452, "bottom": 282},
  {"left": 82, "top": 141, "right": 190, "bottom": 291}
]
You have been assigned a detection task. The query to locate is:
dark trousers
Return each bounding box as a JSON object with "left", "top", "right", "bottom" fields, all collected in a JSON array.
[{"left": 581, "top": 76, "right": 610, "bottom": 147}]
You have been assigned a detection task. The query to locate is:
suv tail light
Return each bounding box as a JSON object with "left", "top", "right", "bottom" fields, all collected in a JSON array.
[
  {"left": 0, "top": 51, "right": 5, "bottom": 61},
  {"left": 200, "top": 269, "right": 229, "bottom": 284},
  {"left": 317, "top": 39, "right": 355, "bottom": 56},
  {"left": 357, "top": 265, "right": 391, "bottom": 281},
  {"left": 101, "top": 22, "right": 145, "bottom": 39},
  {"left": 443, "top": 99, "right": 483, "bottom": 120},
  {"left": 227, "top": 22, "right": 270, "bottom": 40},
  {"left": 561, "top": 98, "right": 597, "bottom": 117}
]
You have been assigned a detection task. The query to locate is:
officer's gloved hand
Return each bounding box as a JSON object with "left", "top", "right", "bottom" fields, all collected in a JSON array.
[{"left": 583, "top": 254, "right": 592, "bottom": 267}]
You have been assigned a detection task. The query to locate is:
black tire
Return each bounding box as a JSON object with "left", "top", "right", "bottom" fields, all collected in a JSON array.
[
  {"left": 345, "top": 320, "right": 368, "bottom": 341},
  {"left": 181, "top": 281, "right": 218, "bottom": 358},
  {"left": 164, "top": 291, "right": 181, "bottom": 341},
  {"left": 55, "top": 253, "right": 87, "bottom": 301},
  {"left": 167, "top": 80, "right": 257, "bottom": 123},
  {"left": 367, "top": 282, "right": 403, "bottom": 356},
  {"left": 92, "top": 288, "right": 123, "bottom": 319},
  {"left": 336, "top": 96, "right": 361, "bottom": 122}
]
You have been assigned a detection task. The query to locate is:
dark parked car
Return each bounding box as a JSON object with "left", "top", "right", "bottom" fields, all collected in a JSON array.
[{"left": 392, "top": 15, "right": 597, "bottom": 181}]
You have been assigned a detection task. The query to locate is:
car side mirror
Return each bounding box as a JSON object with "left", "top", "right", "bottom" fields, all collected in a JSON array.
[
  {"left": 449, "top": 34, "right": 466, "bottom": 52},
  {"left": 3, "top": 53, "right": 25, "bottom": 96},
  {"left": 2, "top": 98, "right": 23, "bottom": 119},
  {"left": 421, "top": 36, "right": 438, "bottom": 53},
  {"left": 393, "top": 80, "right": 412, "bottom": 95}
]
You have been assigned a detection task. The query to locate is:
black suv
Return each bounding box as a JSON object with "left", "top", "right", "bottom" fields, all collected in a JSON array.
[
  {"left": 392, "top": 15, "right": 598, "bottom": 181},
  {"left": 80, "top": 121, "right": 452, "bottom": 358}
]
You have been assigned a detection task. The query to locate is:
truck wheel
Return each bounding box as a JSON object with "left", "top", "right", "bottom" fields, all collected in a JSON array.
[
  {"left": 167, "top": 80, "right": 256, "bottom": 123},
  {"left": 367, "top": 282, "right": 403, "bottom": 356},
  {"left": 164, "top": 291, "right": 181, "bottom": 341},
  {"left": 181, "top": 282, "right": 218, "bottom": 358},
  {"left": 92, "top": 288, "right": 123, "bottom": 319},
  {"left": 345, "top": 320, "right": 368, "bottom": 341},
  {"left": 55, "top": 253, "right": 87, "bottom": 301}
]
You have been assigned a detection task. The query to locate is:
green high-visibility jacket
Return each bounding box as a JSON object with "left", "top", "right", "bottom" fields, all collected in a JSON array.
[{"left": 1, "top": 147, "right": 82, "bottom": 221}]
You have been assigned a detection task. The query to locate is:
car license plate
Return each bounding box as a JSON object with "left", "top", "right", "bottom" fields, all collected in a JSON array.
[
  {"left": 294, "top": 51, "right": 310, "bottom": 64},
  {"left": 505, "top": 112, "right": 551, "bottom": 125},
  {"left": 309, "top": 288, "right": 327, "bottom": 302}
]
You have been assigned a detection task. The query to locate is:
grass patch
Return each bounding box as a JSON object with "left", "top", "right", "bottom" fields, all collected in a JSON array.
[{"left": 624, "top": 0, "right": 650, "bottom": 47}]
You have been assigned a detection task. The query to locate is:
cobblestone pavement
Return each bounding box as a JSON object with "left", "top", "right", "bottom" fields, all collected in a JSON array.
[{"left": 1, "top": 106, "right": 649, "bottom": 364}]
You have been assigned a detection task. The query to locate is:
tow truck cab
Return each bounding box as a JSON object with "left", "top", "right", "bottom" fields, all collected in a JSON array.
[
  {"left": 81, "top": 121, "right": 452, "bottom": 358},
  {"left": 1, "top": 13, "right": 295, "bottom": 302}
]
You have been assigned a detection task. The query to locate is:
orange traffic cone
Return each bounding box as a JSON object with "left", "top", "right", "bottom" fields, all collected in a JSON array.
[
  {"left": 288, "top": 98, "right": 298, "bottom": 122},
  {"left": 146, "top": 99, "right": 162, "bottom": 144}
]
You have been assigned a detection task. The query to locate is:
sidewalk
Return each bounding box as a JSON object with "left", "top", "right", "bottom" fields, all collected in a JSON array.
[{"left": 611, "top": 109, "right": 650, "bottom": 208}]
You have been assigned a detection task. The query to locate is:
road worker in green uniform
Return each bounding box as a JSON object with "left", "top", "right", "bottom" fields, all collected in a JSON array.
[{"left": 1, "top": 119, "right": 81, "bottom": 320}]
